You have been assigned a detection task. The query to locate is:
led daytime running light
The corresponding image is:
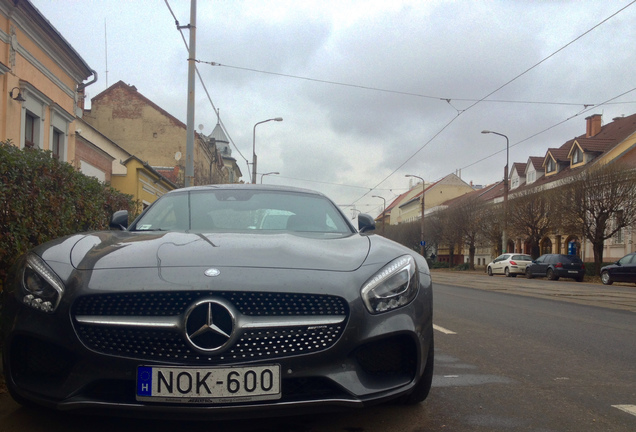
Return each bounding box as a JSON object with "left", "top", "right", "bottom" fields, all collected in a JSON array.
[
  {"left": 22, "top": 253, "right": 64, "bottom": 312},
  {"left": 365, "top": 256, "right": 411, "bottom": 293},
  {"left": 361, "top": 255, "right": 418, "bottom": 314}
]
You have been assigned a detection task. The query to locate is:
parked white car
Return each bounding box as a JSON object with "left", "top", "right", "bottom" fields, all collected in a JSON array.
[{"left": 487, "top": 253, "right": 533, "bottom": 277}]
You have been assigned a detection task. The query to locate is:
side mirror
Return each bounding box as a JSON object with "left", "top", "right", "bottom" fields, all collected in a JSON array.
[
  {"left": 109, "top": 210, "right": 129, "bottom": 230},
  {"left": 358, "top": 213, "right": 376, "bottom": 233}
]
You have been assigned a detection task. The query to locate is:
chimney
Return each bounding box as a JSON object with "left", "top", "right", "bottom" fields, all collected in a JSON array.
[{"left": 585, "top": 114, "right": 602, "bottom": 137}]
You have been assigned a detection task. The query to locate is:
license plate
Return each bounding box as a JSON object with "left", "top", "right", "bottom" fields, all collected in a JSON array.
[
  {"left": 136, "top": 365, "right": 281, "bottom": 403},
  {"left": 568, "top": 270, "right": 578, "bottom": 274}
]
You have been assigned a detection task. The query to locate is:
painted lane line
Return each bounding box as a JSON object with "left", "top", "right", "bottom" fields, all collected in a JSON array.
[
  {"left": 433, "top": 324, "right": 457, "bottom": 335},
  {"left": 612, "top": 405, "right": 636, "bottom": 417}
]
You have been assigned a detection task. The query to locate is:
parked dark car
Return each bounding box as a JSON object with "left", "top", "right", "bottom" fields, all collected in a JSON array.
[
  {"left": 525, "top": 254, "right": 585, "bottom": 282},
  {"left": 600, "top": 252, "right": 636, "bottom": 285},
  {"left": 1, "top": 184, "right": 434, "bottom": 418}
]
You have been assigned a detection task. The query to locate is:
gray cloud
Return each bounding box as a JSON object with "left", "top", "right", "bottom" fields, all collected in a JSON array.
[{"left": 34, "top": 0, "right": 636, "bottom": 215}]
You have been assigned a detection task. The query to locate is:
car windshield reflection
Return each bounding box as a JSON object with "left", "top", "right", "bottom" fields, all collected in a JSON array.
[{"left": 130, "top": 189, "right": 354, "bottom": 235}]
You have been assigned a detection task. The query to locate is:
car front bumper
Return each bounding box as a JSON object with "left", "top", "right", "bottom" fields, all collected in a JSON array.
[{"left": 2, "top": 267, "right": 433, "bottom": 418}]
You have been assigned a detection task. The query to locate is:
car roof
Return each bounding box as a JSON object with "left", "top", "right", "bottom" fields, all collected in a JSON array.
[{"left": 165, "top": 184, "right": 327, "bottom": 197}]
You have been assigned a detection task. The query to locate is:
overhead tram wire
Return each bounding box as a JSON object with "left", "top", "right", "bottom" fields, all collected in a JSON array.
[
  {"left": 347, "top": 0, "right": 636, "bottom": 206},
  {"left": 164, "top": 0, "right": 252, "bottom": 176},
  {"left": 168, "top": 0, "right": 635, "bottom": 195},
  {"left": 200, "top": 60, "right": 627, "bottom": 110},
  {"left": 459, "top": 87, "right": 636, "bottom": 173}
]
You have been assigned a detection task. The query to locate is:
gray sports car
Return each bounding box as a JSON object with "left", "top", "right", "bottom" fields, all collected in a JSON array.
[{"left": 1, "top": 184, "right": 434, "bottom": 418}]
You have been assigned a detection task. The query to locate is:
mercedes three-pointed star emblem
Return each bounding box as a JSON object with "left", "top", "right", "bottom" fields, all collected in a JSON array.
[{"left": 184, "top": 299, "right": 235, "bottom": 353}]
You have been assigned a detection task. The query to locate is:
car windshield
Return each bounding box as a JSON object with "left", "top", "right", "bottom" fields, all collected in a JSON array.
[{"left": 130, "top": 189, "right": 354, "bottom": 235}]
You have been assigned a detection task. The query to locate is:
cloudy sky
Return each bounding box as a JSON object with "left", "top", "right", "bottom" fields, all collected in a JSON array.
[{"left": 33, "top": 0, "right": 636, "bottom": 218}]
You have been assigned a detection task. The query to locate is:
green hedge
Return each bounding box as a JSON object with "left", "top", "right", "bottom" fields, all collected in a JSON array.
[{"left": 0, "top": 142, "right": 138, "bottom": 288}]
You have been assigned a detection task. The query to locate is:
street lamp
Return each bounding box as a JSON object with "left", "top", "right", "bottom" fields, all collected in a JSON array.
[
  {"left": 405, "top": 174, "right": 426, "bottom": 257},
  {"left": 372, "top": 195, "right": 386, "bottom": 235},
  {"left": 260, "top": 171, "right": 280, "bottom": 184},
  {"left": 252, "top": 117, "right": 283, "bottom": 184},
  {"left": 482, "top": 130, "right": 509, "bottom": 253}
]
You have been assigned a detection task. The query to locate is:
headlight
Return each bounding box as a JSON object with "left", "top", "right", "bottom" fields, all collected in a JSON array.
[
  {"left": 361, "top": 255, "right": 419, "bottom": 314},
  {"left": 21, "top": 253, "right": 65, "bottom": 313}
]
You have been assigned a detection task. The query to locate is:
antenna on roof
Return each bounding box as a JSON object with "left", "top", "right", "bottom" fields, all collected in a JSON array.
[{"left": 104, "top": 20, "right": 109, "bottom": 88}]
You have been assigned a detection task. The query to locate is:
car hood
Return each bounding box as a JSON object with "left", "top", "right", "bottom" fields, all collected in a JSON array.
[{"left": 69, "top": 231, "right": 370, "bottom": 272}]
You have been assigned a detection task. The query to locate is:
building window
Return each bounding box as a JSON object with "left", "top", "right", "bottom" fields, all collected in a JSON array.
[
  {"left": 614, "top": 210, "right": 624, "bottom": 244},
  {"left": 541, "top": 238, "right": 552, "bottom": 255},
  {"left": 49, "top": 105, "right": 73, "bottom": 162},
  {"left": 572, "top": 148, "right": 583, "bottom": 164},
  {"left": 52, "top": 129, "right": 62, "bottom": 160},
  {"left": 20, "top": 83, "right": 51, "bottom": 150},
  {"left": 546, "top": 158, "right": 556, "bottom": 173},
  {"left": 527, "top": 170, "right": 535, "bottom": 184},
  {"left": 25, "top": 112, "right": 37, "bottom": 148}
]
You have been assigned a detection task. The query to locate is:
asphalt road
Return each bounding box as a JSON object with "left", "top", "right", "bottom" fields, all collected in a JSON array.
[{"left": 1, "top": 271, "right": 635, "bottom": 431}]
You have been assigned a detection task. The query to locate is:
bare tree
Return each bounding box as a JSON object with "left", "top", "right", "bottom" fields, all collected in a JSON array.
[
  {"left": 384, "top": 220, "right": 421, "bottom": 252},
  {"left": 561, "top": 163, "right": 636, "bottom": 275},
  {"left": 447, "top": 194, "right": 486, "bottom": 270},
  {"left": 479, "top": 202, "right": 504, "bottom": 257},
  {"left": 384, "top": 219, "right": 436, "bottom": 258},
  {"left": 430, "top": 206, "right": 464, "bottom": 268},
  {"left": 507, "top": 188, "right": 558, "bottom": 259}
]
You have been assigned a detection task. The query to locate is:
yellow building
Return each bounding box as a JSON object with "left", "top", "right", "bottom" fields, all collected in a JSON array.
[
  {"left": 110, "top": 156, "right": 176, "bottom": 212},
  {"left": 75, "top": 117, "right": 176, "bottom": 211},
  {"left": 388, "top": 173, "right": 475, "bottom": 225},
  {"left": 0, "top": 0, "right": 95, "bottom": 160}
]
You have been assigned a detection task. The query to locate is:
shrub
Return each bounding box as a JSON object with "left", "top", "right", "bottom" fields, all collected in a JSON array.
[
  {"left": 585, "top": 262, "right": 613, "bottom": 277},
  {"left": 0, "top": 142, "right": 138, "bottom": 288},
  {"left": 454, "top": 263, "right": 470, "bottom": 271}
]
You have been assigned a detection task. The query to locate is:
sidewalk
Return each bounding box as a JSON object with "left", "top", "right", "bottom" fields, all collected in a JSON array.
[{"left": 430, "top": 268, "right": 636, "bottom": 313}]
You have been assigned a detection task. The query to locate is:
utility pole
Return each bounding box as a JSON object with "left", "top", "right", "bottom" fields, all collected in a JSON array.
[{"left": 184, "top": 0, "right": 197, "bottom": 187}]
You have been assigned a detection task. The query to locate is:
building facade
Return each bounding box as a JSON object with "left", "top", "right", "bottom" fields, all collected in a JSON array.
[
  {"left": 0, "top": 0, "right": 95, "bottom": 161},
  {"left": 83, "top": 81, "right": 227, "bottom": 187}
]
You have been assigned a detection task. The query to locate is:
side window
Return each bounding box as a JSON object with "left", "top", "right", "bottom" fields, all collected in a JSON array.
[
  {"left": 50, "top": 105, "right": 73, "bottom": 162},
  {"left": 24, "top": 111, "right": 37, "bottom": 148},
  {"left": 52, "top": 129, "right": 62, "bottom": 160}
]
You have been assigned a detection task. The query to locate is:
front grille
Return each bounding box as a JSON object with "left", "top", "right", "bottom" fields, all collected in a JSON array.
[
  {"left": 74, "top": 291, "right": 347, "bottom": 316},
  {"left": 73, "top": 291, "right": 348, "bottom": 363}
]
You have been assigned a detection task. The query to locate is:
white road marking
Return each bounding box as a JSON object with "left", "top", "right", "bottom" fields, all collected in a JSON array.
[
  {"left": 433, "top": 324, "right": 457, "bottom": 335},
  {"left": 613, "top": 405, "right": 636, "bottom": 417}
]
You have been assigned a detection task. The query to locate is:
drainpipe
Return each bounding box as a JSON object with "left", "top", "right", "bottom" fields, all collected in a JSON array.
[{"left": 77, "top": 70, "right": 98, "bottom": 111}]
